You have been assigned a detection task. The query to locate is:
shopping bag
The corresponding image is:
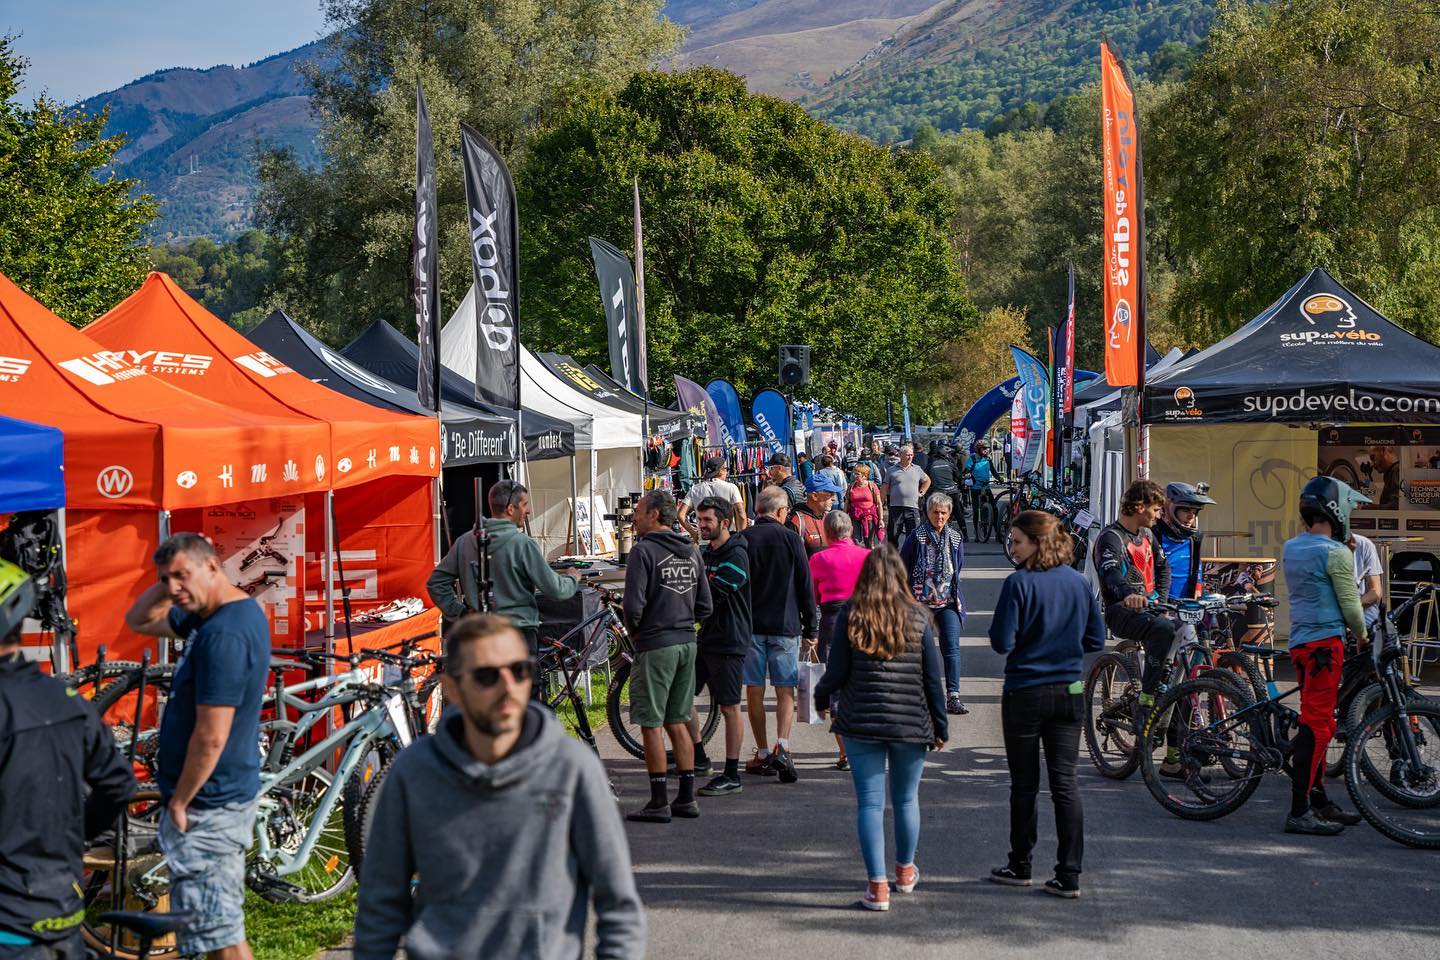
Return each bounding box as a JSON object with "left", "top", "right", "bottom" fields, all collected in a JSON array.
[{"left": 795, "top": 659, "right": 828, "bottom": 725}]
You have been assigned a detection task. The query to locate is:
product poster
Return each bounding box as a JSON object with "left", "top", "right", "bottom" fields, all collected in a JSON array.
[
  {"left": 1318, "top": 427, "right": 1440, "bottom": 540},
  {"left": 571, "top": 496, "right": 617, "bottom": 557},
  {"left": 203, "top": 497, "right": 305, "bottom": 640}
]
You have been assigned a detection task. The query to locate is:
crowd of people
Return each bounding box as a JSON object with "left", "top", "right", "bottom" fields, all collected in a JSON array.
[{"left": 0, "top": 438, "right": 1392, "bottom": 959}]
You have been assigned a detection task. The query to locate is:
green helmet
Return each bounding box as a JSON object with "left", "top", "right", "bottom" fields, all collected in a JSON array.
[
  {"left": 0, "top": 559, "right": 36, "bottom": 642},
  {"left": 1299, "top": 475, "right": 1370, "bottom": 543}
]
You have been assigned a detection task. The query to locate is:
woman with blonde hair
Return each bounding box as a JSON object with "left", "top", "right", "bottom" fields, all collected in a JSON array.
[
  {"left": 988, "top": 510, "right": 1105, "bottom": 898},
  {"left": 814, "top": 544, "right": 947, "bottom": 912},
  {"left": 846, "top": 462, "right": 883, "bottom": 546}
]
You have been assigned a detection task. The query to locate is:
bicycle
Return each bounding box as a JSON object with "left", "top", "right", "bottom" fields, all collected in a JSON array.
[
  {"left": 1139, "top": 595, "right": 1440, "bottom": 847},
  {"left": 1084, "top": 594, "right": 1270, "bottom": 779}
]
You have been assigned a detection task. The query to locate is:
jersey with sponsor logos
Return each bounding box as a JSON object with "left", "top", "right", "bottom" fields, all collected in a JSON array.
[{"left": 1093, "top": 521, "right": 1169, "bottom": 608}]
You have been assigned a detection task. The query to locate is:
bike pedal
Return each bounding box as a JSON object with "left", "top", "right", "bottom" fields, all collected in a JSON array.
[{"left": 249, "top": 872, "right": 306, "bottom": 902}]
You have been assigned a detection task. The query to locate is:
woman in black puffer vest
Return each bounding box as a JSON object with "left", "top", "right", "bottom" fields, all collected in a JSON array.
[{"left": 814, "top": 544, "right": 948, "bottom": 913}]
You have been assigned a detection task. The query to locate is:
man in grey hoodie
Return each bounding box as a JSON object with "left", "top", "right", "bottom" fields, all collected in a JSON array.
[
  {"left": 353, "top": 614, "right": 644, "bottom": 960},
  {"left": 426, "top": 479, "right": 579, "bottom": 656},
  {"left": 623, "top": 490, "right": 713, "bottom": 824}
]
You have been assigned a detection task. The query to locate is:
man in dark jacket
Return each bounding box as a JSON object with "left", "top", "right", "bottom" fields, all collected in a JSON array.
[
  {"left": 765, "top": 453, "right": 808, "bottom": 510},
  {"left": 740, "top": 486, "right": 817, "bottom": 783},
  {"left": 623, "top": 491, "right": 714, "bottom": 823},
  {"left": 692, "top": 497, "right": 751, "bottom": 798},
  {"left": 0, "top": 563, "right": 135, "bottom": 958},
  {"left": 1093, "top": 480, "right": 1173, "bottom": 704}
]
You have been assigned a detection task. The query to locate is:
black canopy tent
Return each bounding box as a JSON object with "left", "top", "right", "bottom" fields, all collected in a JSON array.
[
  {"left": 341, "top": 320, "right": 576, "bottom": 460},
  {"left": 248, "top": 311, "right": 519, "bottom": 466},
  {"left": 533, "top": 352, "right": 705, "bottom": 441},
  {"left": 1145, "top": 268, "right": 1440, "bottom": 425}
]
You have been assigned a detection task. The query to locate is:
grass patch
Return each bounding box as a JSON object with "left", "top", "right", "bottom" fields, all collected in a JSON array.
[
  {"left": 552, "top": 673, "right": 611, "bottom": 739},
  {"left": 247, "top": 889, "right": 356, "bottom": 960}
]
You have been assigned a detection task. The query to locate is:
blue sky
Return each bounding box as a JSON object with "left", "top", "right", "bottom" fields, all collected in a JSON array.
[{"left": 4, "top": 1, "right": 330, "bottom": 104}]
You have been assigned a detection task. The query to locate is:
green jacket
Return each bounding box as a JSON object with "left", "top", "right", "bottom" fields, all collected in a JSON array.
[{"left": 426, "top": 519, "right": 577, "bottom": 627}]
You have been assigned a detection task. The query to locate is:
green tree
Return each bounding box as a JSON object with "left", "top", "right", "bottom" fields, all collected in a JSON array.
[
  {"left": 1150, "top": 0, "right": 1440, "bottom": 343},
  {"left": 521, "top": 68, "right": 978, "bottom": 421},
  {"left": 0, "top": 37, "right": 156, "bottom": 324},
  {"left": 256, "top": 0, "right": 681, "bottom": 342},
  {"left": 149, "top": 229, "right": 292, "bottom": 328}
]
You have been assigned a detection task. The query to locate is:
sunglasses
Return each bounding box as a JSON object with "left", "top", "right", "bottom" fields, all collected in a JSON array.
[{"left": 466, "top": 660, "right": 534, "bottom": 688}]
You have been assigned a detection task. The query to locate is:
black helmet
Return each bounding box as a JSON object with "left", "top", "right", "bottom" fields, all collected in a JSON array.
[
  {"left": 1299, "top": 475, "right": 1370, "bottom": 542},
  {"left": 1166, "top": 482, "right": 1216, "bottom": 509}
]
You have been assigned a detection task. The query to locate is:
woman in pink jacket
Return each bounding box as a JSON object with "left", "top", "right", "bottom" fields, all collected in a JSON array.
[{"left": 809, "top": 510, "right": 871, "bottom": 769}]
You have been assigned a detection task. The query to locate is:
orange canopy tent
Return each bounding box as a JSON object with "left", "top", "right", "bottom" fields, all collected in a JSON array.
[{"left": 86, "top": 273, "right": 443, "bottom": 653}]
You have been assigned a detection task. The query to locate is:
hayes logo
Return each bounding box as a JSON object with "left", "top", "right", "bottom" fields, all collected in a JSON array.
[
  {"left": 121, "top": 350, "right": 212, "bottom": 375},
  {"left": 1301, "top": 293, "right": 1357, "bottom": 328},
  {"left": 0, "top": 356, "right": 32, "bottom": 382},
  {"left": 96, "top": 466, "right": 134, "bottom": 499},
  {"left": 233, "top": 352, "right": 293, "bottom": 378},
  {"left": 59, "top": 352, "right": 146, "bottom": 385}
]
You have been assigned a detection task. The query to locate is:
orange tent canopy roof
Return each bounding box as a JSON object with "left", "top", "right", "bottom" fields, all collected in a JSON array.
[
  {"left": 0, "top": 271, "right": 330, "bottom": 509},
  {"left": 88, "top": 273, "right": 439, "bottom": 487}
]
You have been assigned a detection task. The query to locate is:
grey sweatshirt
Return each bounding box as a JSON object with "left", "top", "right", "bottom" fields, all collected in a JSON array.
[
  {"left": 353, "top": 704, "right": 645, "bottom": 960},
  {"left": 426, "top": 519, "right": 577, "bottom": 627}
]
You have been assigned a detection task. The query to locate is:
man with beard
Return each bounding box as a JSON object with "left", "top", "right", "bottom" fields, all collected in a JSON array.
[
  {"left": 1153, "top": 482, "right": 1216, "bottom": 600},
  {"left": 354, "top": 615, "right": 645, "bottom": 959}
]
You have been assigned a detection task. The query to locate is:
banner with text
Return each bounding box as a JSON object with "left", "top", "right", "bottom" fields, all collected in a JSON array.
[
  {"left": 1012, "top": 345, "right": 1051, "bottom": 476},
  {"left": 1101, "top": 40, "right": 1145, "bottom": 388},
  {"left": 751, "top": 389, "right": 791, "bottom": 458},
  {"left": 705, "top": 378, "right": 745, "bottom": 448},
  {"left": 413, "top": 85, "right": 441, "bottom": 411},
  {"left": 460, "top": 123, "right": 520, "bottom": 409},
  {"left": 588, "top": 236, "right": 646, "bottom": 399}
]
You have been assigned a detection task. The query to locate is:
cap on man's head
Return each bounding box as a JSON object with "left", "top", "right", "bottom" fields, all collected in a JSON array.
[
  {"left": 805, "top": 473, "right": 843, "bottom": 496},
  {"left": 703, "top": 455, "right": 727, "bottom": 478},
  {"left": 767, "top": 452, "right": 791, "bottom": 468}
]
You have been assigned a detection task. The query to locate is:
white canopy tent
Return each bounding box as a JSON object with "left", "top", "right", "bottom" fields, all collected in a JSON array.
[{"left": 441, "top": 286, "right": 644, "bottom": 557}]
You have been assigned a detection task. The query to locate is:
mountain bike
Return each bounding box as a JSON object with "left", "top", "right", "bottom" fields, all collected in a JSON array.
[{"left": 1084, "top": 595, "right": 1269, "bottom": 779}]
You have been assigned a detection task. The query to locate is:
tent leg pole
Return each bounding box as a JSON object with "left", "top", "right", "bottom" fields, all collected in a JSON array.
[
  {"left": 324, "top": 491, "right": 336, "bottom": 656},
  {"left": 432, "top": 477, "right": 443, "bottom": 565},
  {"left": 590, "top": 450, "right": 598, "bottom": 554},
  {"left": 571, "top": 455, "right": 580, "bottom": 556},
  {"left": 156, "top": 511, "right": 172, "bottom": 665}
]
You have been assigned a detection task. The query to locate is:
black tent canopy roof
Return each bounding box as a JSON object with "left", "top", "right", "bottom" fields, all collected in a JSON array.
[
  {"left": 533, "top": 352, "right": 704, "bottom": 441},
  {"left": 248, "top": 311, "right": 520, "bottom": 465},
  {"left": 340, "top": 320, "right": 575, "bottom": 461},
  {"left": 1144, "top": 268, "right": 1440, "bottom": 425}
]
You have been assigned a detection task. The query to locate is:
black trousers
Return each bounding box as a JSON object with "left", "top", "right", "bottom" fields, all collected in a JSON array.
[
  {"left": 1001, "top": 684, "right": 1084, "bottom": 883},
  {"left": 1104, "top": 603, "right": 1178, "bottom": 695},
  {"left": 521, "top": 626, "right": 547, "bottom": 702},
  {"left": 887, "top": 506, "right": 919, "bottom": 545}
]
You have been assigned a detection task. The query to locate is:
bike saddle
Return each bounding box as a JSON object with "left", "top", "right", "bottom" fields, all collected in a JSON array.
[{"left": 98, "top": 911, "right": 194, "bottom": 939}]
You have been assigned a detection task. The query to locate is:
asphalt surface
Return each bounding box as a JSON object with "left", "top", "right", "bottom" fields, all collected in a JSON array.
[{"left": 324, "top": 543, "right": 1440, "bottom": 960}]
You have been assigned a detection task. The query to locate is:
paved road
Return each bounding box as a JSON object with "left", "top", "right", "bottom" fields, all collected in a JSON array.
[
  {"left": 609, "top": 543, "right": 1440, "bottom": 960},
  {"left": 323, "top": 543, "right": 1438, "bottom": 960}
]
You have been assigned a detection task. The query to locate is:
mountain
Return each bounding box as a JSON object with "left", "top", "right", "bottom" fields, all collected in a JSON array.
[
  {"left": 80, "top": 42, "right": 325, "bottom": 242},
  {"left": 79, "top": 2, "right": 1214, "bottom": 240},
  {"left": 803, "top": 0, "right": 1217, "bottom": 141}
]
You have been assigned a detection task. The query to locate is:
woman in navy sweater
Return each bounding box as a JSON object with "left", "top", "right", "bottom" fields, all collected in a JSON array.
[{"left": 988, "top": 510, "right": 1106, "bottom": 898}]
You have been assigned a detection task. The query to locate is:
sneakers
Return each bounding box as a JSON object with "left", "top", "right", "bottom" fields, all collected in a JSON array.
[
  {"left": 895, "top": 863, "right": 919, "bottom": 893},
  {"left": 698, "top": 774, "right": 743, "bottom": 797},
  {"left": 835, "top": 756, "right": 850, "bottom": 771},
  {"left": 745, "top": 751, "right": 777, "bottom": 776},
  {"left": 988, "top": 866, "right": 1032, "bottom": 887},
  {"left": 625, "top": 802, "right": 671, "bottom": 824},
  {"left": 1284, "top": 810, "right": 1345, "bottom": 836},
  {"left": 1311, "top": 801, "right": 1362, "bottom": 826},
  {"left": 770, "top": 744, "right": 799, "bottom": 783},
  {"left": 671, "top": 799, "right": 701, "bottom": 819},
  {"left": 946, "top": 694, "right": 969, "bottom": 715},
  {"left": 860, "top": 879, "right": 890, "bottom": 911},
  {"left": 1043, "top": 877, "right": 1081, "bottom": 899},
  {"left": 1159, "top": 760, "right": 1212, "bottom": 783}
]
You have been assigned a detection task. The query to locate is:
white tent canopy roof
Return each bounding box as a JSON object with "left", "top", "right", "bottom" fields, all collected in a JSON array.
[{"left": 443, "top": 285, "right": 628, "bottom": 450}]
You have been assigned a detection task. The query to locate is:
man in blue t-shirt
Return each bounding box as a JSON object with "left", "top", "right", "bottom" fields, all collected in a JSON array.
[
  {"left": 1153, "top": 482, "right": 1215, "bottom": 599},
  {"left": 126, "top": 532, "right": 269, "bottom": 960}
]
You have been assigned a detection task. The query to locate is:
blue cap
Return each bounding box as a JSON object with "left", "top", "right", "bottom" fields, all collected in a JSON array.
[{"left": 805, "top": 473, "right": 843, "bottom": 496}]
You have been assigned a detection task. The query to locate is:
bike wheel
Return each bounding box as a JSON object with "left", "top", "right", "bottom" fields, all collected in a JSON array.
[
  {"left": 1214, "top": 649, "right": 1267, "bottom": 703},
  {"left": 604, "top": 657, "right": 719, "bottom": 761},
  {"left": 81, "top": 789, "right": 177, "bottom": 960},
  {"left": 1344, "top": 700, "right": 1440, "bottom": 848},
  {"left": 345, "top": 757, "right": 394, "bottom": 874},
  {"left": 65, "top": 659, "right": 144, "bottom": 701},
  {"left": 1345, "top": 689, "right": 1440, "bottom": 809},
  {"left": 253, "top": 768, "right": 355, "bottom": 903},
  {"left": 92, "top": 664, "right": 177, "bottom": 785},
  {"left": 1084, "top": 652, "right": 1143, "bottom": 779},
  {"left": 1139, "top": 675, "right": 1266, "bottom": 821},
  {"left": 342, "top": 739, "right": 396, "bottom": 872},
  {"left": 977, "top": 497, "right": 996, "bottom": 544}
]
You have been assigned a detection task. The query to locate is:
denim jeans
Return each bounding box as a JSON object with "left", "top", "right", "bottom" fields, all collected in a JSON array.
[
  {"left": 845, "top": 738, "right": 929, "bottom": 880},
  {"left": 1001, "top": 685, "right": 1084, "bottom": 883},
  {"left": 931, "top": 604, "right": 963, "bottom": 696}
]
